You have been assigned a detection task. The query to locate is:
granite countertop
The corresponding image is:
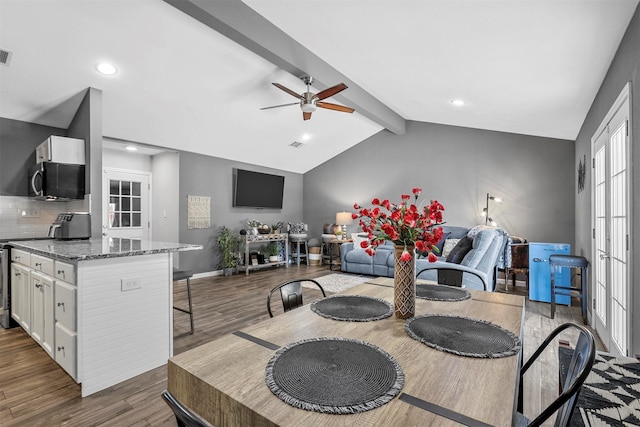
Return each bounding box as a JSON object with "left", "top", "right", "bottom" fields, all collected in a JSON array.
[{"left": 8, "top": 238, "right": 202, "bottom": 261}]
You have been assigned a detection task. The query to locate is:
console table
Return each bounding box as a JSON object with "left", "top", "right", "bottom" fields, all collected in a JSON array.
[{"left": 237, "top": 233, "right": 289, "bottom": 276}]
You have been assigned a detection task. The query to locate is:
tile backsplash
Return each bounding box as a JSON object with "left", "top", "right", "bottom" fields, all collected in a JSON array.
[{"left": 0, "top": 195, "right": 89, "bottom": 239}]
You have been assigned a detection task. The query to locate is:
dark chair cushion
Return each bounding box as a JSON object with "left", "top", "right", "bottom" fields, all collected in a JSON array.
[{"left": 446, "top": 236, "right": 473, "bottom": 264}]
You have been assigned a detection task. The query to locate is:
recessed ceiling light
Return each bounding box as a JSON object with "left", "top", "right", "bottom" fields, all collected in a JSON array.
[
  {"left": 450, "top": 99, "right": 466, "bottom": 107},
  {"left": 125, "top": 145, "right": 138, "bottom": 152},
  {"left": 301, "top": 133, "right": 311, "bottom": 141},
  {"left": 96, "top": 62, "right": 118, "bottom": 76}
]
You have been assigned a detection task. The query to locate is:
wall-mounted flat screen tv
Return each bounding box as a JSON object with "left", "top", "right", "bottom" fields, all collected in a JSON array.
[{"left": 233, "top": 168, "right": 285, "bottom": 209}]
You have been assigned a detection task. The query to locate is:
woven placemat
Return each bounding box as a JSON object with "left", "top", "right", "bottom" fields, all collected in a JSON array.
[
  {"left": 416, "top": 284, "right": 471, "bottom": 301},
  {"left": 405, "top": 314, "right": 521, "bottom": 358},
  {"left": 265, "top": 337, "right": 404, "bottom": 414},
  {"left": 310, "top": 295, "right": 393, "bottom": 321}
]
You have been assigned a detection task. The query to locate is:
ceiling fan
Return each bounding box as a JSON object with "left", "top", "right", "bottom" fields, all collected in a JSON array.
[{"left": 260, "top": 76, "right": 355, "bottom": 121}]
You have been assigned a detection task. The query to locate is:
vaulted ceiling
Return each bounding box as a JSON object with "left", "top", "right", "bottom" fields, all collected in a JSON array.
[{"left": 1, "top": 0, "right": 637, "bottom": 173}]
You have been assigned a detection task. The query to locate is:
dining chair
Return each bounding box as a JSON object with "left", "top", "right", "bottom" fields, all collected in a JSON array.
[
  {"left": 516, "top": 323, "right": 595, "bottom": 427},
  {"left": 161, "top": 390, "right": 209, "bottom": 427},
  {"left": 416, "top": 267, "right": 488, "bottom": 291},
  {"left": 267, "top": 279, "right": 326, "bottom": 317}
]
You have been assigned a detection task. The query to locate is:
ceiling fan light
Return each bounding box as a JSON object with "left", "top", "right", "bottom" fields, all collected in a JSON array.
[{"left": 300, "top": 102, "right": 316, "bottom": 113}]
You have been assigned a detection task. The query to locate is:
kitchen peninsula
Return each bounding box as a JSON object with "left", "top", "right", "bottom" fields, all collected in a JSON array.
[{"left": 8, "top": 238, "right": 201, "bottom": 397}]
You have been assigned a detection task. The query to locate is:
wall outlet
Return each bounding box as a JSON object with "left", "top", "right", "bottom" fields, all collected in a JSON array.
[
  {"left": 19, "top": 208, "right": 40, "bottom": 218},
  {"left": 121, "top": 277, "right": 142, "bottom": 291}
]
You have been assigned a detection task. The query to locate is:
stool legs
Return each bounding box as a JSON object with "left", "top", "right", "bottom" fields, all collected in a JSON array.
[
  {"left": 550, "top": 265, "right": 557, "bottom": 319},
  {"left": 173, "top": 277, "right": 194, "bottom": 334},
  {"left": 550, "top": 263, "right": 588, "bottom": 325}
]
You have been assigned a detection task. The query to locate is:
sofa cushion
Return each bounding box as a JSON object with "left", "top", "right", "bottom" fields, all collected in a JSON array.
[
  {"left": 461, "top": 229, "right": 498, "bottom": 269},
  {"left": 446, "top": 236, "right": 473, "bottom": 264},
  {"left": 442, "top": 238, "right": 460, "bottom": 258},
  {"left": 434, "top": 231, "right": 451, "bottom": 254},
  {"left": 351, "top": 233, "right": 369, "bottom": 251},
  {"left": 441, "top": 226, "right": 470, "bottom": 239}
]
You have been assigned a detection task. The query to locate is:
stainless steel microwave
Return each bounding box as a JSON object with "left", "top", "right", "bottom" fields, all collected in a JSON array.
[{"left": 28, "top": 162, "right": 85, "bottom": 200}]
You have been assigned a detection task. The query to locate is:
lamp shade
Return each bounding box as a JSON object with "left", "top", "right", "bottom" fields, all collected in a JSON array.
[{"left": 335, "top": 212, "right": 353, "bottom": 226}]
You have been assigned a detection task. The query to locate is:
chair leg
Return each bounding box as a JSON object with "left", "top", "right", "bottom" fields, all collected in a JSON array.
[
  {"left": 186, "top": 278, "right": 194, "bottom": 334},
  {"left": 550, "top": 266, "right": 556, "bottom": 319},
  {"left": 173, "top": 277, "right": 195, "bottom": 335},
  {"left": 580, "top": 268, "right": 588, "bottom": 325}
]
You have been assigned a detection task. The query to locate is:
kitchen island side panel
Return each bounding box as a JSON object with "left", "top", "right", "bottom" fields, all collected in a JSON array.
[{"left": 77, "top": 252, "right": 172, "bottom": 396}]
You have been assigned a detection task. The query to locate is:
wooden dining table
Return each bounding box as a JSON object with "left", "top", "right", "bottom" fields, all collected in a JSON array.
[{"left": 167, "top": 277, "right": 525, "bottom": 426}]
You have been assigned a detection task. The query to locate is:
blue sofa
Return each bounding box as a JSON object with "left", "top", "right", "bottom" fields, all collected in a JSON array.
[{"left": 340, "top": 225, "right": 510, "bottom": 291}]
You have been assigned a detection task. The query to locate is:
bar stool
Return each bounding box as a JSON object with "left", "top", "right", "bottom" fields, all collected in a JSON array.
[
  {"left": 549, "top": 255, "right": 589, "bottom": 324},
  {"left": 289, "top": 234, "right": 309, "bottom": 266},
  {"left": 173, "top": 269, "right": 194, "bottom": 334}
]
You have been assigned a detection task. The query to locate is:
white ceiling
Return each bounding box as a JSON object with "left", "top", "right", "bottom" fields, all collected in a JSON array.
[{"left": 1, "top": 0, "right": 638, "bottom": 173}]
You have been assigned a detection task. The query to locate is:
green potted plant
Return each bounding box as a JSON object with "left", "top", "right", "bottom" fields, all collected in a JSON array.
[
  {"left": 217, "top": 226, "right": 241, "bottom": 275},
  {"left": 265, "top": 242, "right": 280, "bottom": 263}
]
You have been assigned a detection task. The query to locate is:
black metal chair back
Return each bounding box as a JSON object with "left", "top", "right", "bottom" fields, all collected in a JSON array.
[
  {"left": 517, "top": 323, "right": 596, "bottom": 427},
  {"left": 161, "top": 390, "right": 208, "bottom": 427},
  {"left": 267, "top": 279, "right": 326, "bottom": 317}
]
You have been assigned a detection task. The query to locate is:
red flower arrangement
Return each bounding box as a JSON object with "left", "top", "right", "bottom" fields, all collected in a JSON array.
[{"left": 352, "top": 188, "right": 445, "bottom": 263}]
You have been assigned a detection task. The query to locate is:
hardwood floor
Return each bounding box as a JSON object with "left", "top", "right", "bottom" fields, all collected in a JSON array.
[{"left": 0, "top": 265, "right": 602, "bottom": 426}]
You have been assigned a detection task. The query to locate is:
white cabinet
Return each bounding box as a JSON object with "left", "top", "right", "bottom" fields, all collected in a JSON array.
[
  {"left": 55, "top": 260, "right": 75, "bottom": 285},
  {"left": 55, "top": 323, "right": 77, "bottom": 379},
  {"left": 10, "top": 262, "right": 31, "bottom": 333},
  {"left": 31, "top": 271, "right": 55, "bottom": 357},
  {"left": 31, "top": 253, "right": 54, "bottom": 276},
  {"left": 55, "top": 280, "right": 76, "bottom": 331}
]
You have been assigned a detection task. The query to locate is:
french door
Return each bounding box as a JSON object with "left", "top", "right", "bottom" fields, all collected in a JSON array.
[
  {"left": 591, "top": 84, "right": 631, "bottom": 356},
  {"left": 102, "top": 168, "right": 151, "bottom": 241}
]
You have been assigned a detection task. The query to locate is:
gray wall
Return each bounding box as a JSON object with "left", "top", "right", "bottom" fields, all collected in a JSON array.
[
  {"left": 67, "top": 88, "right": 103, "bottom": 238},
  {"left": 574, "top": 4, "right": 640, "bottom": 356},
  {"left": 0, "top": 118, "right": 67, "bottom": 196},
  {"left": 152, "top": 152, "right": 180, "bottom": 245},
  {"left": 304, "top": 120, "right": 575, "bottom": 247},
  {"left": 178, "top": 151, "right": 303, "bottom": 274}
]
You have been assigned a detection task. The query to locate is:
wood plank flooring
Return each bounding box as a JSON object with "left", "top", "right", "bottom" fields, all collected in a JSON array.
[{"left": 0, "top": 265, "right": 602, "bottom": 426}]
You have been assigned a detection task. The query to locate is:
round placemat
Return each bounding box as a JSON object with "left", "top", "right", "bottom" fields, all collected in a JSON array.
[
  {"left": 405, "top": 314, "right": 521, "bottom": 358},
  {"left": 416, "top": 284, "right": 471, "bottom": 301},
  {"left": 310, "top": 295, "right": 393, "bottom": 321},
  {"left": 265, "top": 337, "right": 404, "bottom": 414}
]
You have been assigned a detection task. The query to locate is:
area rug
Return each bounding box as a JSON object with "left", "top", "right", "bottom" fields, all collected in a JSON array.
[
  {"left": 306, "top": 273, "right": 370, "bottom": 293},
  {"left": 559, "top": 348, "right": 640, "bottom": 426}
]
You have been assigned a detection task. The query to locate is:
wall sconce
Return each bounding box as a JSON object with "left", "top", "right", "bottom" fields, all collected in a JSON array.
[
  {"left": 335, "top": 211, "right": 353, "bottom": 237},
  {"left": 482, "top": 193, "right": 502, "bottom": 226}
]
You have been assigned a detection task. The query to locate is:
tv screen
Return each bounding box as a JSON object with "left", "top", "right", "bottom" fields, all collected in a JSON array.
[{"left": 233, "top": 168, "right": 285, "bottom": 209}]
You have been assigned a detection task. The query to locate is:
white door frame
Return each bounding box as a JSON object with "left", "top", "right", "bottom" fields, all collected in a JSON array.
[
  {"left": 590, "top": 82, "right": 633, "bottom": 356},
  {"left": 102, "top": 167, "right": 152, "bottom": 241}
]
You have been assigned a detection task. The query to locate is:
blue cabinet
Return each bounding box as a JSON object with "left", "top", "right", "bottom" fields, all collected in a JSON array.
[{"left": 529, "top": 243, "right": 570, "bottom": 304}]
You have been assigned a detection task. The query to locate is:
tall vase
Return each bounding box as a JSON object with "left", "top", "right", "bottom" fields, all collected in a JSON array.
[{"left": 393, "top": 244, "right": 416, "bottom": 319}]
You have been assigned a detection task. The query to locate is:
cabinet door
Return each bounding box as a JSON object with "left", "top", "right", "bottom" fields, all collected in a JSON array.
[
  {"left": 10, "top": 263, "right": 31, "bottom": 333},
  {"left": 55, "top": 322, "right": 77, "bottom": 380},
  {"left": 55, "top": 280, "right": 77, "bottom": 331},
  {"left": 31, "top": 271, "right": 55, "bottom": 357}
]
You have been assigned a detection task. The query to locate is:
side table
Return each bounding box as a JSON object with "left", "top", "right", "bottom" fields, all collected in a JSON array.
[{"left": 329, "top": 239, "right": 352, "bottom": 271}]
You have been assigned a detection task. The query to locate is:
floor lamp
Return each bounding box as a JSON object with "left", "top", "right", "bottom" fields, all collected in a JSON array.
[{"left": 483, "top": 193, "right": 502, "bottom": 226}]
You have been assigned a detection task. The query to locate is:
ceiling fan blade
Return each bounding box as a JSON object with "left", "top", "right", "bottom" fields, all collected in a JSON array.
[
  {"left": 316, "top": 101, "right": 355, "bottom": 113},
  {"left": 315, "top": 83, "right": 348, "bottom": 100},
  {"left": 260, "top": 102, "right": 299, "bottom": 110},
  {"left": 303, "top": 112, "right": 312, "bottom": 121},
  {"left": 272, "top": 83, "right": 303, "bottom": 99}
]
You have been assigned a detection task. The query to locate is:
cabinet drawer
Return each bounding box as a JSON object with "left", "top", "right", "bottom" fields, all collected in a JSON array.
[
  {"left": 11, "top": 249, "right": 30, "bottom": 266},
  {"left": 55, "top": 323, "right": 77, "bottom": 381},
  {"left": 54, "top": 260, "right": 76, "bottom": 285},
  {"left": 31, "top": 254, "right": 54, "bottom": 276},
  {"left": 55, "top": 281, "right": 77, "bottom": 331}
]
